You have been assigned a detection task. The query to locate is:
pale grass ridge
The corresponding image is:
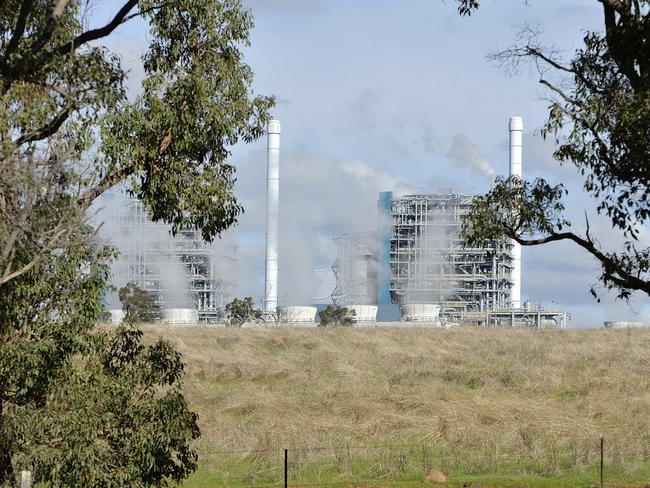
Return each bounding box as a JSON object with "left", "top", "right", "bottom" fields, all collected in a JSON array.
[{"left": 141, "top": 326, "right": 650, "bottom": 467}]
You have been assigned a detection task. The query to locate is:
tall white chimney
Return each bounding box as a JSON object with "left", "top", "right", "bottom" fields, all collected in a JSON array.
[
  {"left": 264, "top": 119, "right": 281, "bottom": 314},
  {"left": 509, "top": 116, "right": 523, "bottom": 309}
]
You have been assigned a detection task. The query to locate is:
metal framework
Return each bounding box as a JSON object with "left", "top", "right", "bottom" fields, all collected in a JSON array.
[
  {"left": 109, "top": 196, "right": 236, "bottom": 321},
  {"left": 389, "top": 193, "right": 514, "bottom": 311},
  {"left": 331, "top": 232, "right": 378, "bottom": 306}
]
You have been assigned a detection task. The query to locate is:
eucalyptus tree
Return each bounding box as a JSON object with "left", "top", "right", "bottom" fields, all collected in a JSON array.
[
  {"left": 455, "top": 0, "right": 650, "bottom": 300},
  {"left": 0, "top": 0, "right": 272, "bottom": 484}
]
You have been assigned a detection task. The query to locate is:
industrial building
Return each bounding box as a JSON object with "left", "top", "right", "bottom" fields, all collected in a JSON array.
[
  {"left": 334, "top": 193, "right": 514, "bottom": 309},
  {"left": 332, "top": 232, "right": 379, "bottom": 306},
  {"left": 331, "top": 117, "right": 568, "bottom": 328},
  {"left": 106, "top": 193, "right": 237, "bottom": 323}
]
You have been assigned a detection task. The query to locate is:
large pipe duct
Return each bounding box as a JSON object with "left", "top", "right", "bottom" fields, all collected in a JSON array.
[
  {"left": 264, "top": 119, "right": 281, "bottom": 314},
  {"left": 509, "top": 116, "right": 523, "bottom": 309}
]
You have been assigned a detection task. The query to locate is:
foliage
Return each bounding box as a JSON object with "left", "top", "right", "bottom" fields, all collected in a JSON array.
[
  {"left": 119, "top": 281, "right": 159, "bottom": 323},
  {"left": 224, "top": 296, "right": 263, "bottom": 327},
  {"left": 0, "top": 0, "right": 271, "bottom": 485},
  {"left": 318, "top": 305, "right": 356, "bottom": 327},
  {"left": 456, "top": 1, "right": 650, "bottom": 300},
  {"left": 0, "top": 230, "right": 199, "bottom": 486},
  {"left": 0, "top": 0, "right": 273, "bottom": 286}
]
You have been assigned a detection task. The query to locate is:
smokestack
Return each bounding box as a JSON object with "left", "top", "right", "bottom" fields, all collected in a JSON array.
[
  {"left": 509, "top": 116, "right": 523, "bottom": 309},
  {"left": 264, "top": 119, "right": 281, "bottom": 314}
]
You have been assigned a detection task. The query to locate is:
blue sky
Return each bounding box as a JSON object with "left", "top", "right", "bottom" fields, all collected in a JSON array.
[{"left": 96, "top": 0, "right": 649, "bottom": 326}]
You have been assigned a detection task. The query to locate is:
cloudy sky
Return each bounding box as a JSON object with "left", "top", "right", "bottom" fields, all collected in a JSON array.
[{"left": 97, "top": 0, "right": 649, "bottom": 326}]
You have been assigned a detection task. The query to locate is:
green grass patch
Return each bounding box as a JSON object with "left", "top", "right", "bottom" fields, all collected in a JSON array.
[{"left": 180, "top": 446, "right": 650, "bottom": 488}]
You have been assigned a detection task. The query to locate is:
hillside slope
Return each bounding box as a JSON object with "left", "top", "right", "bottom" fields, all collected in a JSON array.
[{"left": 141, "top": 326, "right": 650, "bottom": 485}]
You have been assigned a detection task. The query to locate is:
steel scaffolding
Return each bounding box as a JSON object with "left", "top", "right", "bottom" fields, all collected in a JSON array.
[
  {"left": 109, "top": 196, "right": 236, "bottom": 321},
  {"left": 331, "top": 232, "right": 378, "bottom": 306},
  {"left": 389, "top": 193, "right": 514, "bottom": 312}
]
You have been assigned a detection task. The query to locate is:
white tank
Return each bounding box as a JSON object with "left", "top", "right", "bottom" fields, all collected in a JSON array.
[
  {"left": 277, "top": 306, "right": 317, "bottom": 325},
  {"left": 347, "top": 304, "right": 378, "bottom": 322},
  {"left": 603, "top": 321, "right": 649, "bottom": 329},
  {"left": 109, "top": 309, "right": 125, "bottom": 324},
  {"left": 162, "top": 308, "right": 198, "bottom": 325},
  {"left": 400, "top": 303, "right": 441, "bottom": 323}
]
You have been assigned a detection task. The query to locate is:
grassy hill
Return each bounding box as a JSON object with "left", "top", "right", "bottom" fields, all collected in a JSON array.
[{"left": 141, "top": 325, "right": 650, "bottom": 487}]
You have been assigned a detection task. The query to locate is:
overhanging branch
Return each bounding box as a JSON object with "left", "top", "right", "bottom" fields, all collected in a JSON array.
[
  {"left": 55, "top": 0, "right": 139, "bottom": 56},
  {"left": 514, "top": 231, "right": 650, "bottom": 295},
  {"left": 13, "top": 107, "right": 71, "bottom": 146}
]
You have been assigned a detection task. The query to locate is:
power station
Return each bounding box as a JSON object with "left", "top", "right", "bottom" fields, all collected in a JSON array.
[
  {"left": 105, "top": 116, "right": 567, "bottom": 328},
  {"left": 104, "top": 195, "right": 237, "bottom": 324},
  {"left": 331, "top": 117, "right": 567, "bottom": 328}
]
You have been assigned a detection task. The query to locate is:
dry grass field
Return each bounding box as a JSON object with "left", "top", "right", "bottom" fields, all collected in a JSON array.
[{"left": 140, "top": 325, "right": 650, "bottom": 487}]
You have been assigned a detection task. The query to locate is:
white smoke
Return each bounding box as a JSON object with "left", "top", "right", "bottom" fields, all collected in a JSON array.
[
  {"left": 447, "top": 134, "right": 496, "bottom": 179},
  {"left": 93, "top": 188, "right": 236, "bottom": 313},
  {"left": 233, "top": 150, "right": 419, "bottom": 305}
]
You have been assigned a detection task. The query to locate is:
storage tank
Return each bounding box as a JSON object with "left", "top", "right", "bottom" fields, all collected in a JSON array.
[
  {"left": 400, "top": 303, "right": 441, "bottom": 323},
  {"left": 162, "top": 308, "right": 198, "bottom": 325},
  {"left": 347, "top": 304, "right": 378, "bottom": 322},
  {"left": 277, "top": 306, "right": 317, "bottom": 325},
  {"left": 603, "top": 321, "right": 649, "bottom": 329},
  {"left": 109, "top": 309, "right": 125, "bottom": 324}
]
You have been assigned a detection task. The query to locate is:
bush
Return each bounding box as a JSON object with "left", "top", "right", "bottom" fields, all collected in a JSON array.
[
  {"left": 224, "top": 297, "right": 263, "bottom": 327},
  {"left": 118, "top": 282, "right": 159, "bottom": 324},
  {"left": 318, "top": 305, "right": 356, "bottom": 327}
]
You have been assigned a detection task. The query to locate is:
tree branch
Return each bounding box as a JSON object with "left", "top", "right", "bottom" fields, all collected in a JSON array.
[
  {"left": 598, "top": 0, "right": 629, "bottom": 14},
  {"left": 515, "top": 231, "right": 650, "bottom": 295},
  {"left": 55, "top": 0, "right": 139, "bottom": 56},
  {"left": 544, "top": 93, "right": 619, "bottom": 177},
  {"left": 77, "top": 165, "right": 135, "bottom": 207},
  {"left": 0, "top": 225, "right": 68, "bottom": 285},
  {"left": 30, "top": 0, "right": 72, "bottom": 53},
  {"left": 601, "top": 2, "right": 641, "bottom": 89},
  {"left": 526, "top": 46, "right": 575, "bottom": 74},
  {"left": 539, "top": 78, "right": 584, "bottom": 107},
  {"left": 4, "top": 0, "right": 33, "bottom": 57},
  {"left": 13, "top": 107, "right": 71, "bottom": 146}
]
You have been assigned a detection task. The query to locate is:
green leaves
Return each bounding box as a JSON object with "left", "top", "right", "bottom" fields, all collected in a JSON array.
[
  {"left": 119, "top": 282, "right": 158, "bottom": 324},
  {"left": 318, "top": 306, "right": 356, "bottom": 327},
  {"left": 10, "top": 325, "right": 199, "bottom": 487},
  {"left": 101, "top": 0, "right": 274, "bottom": 241},
  {"left": 458, "top": 2, "right": 650, "bottom": 301},
  {"left": 1, "top": 0, "right": 273, "bottom": 484},
  {"left": 455, "top": 0, "right": 480, "bottom": 16},
  {"left": 224, "top": 296, "right": 263, "bottom": 326},
  {"left": 462, "top": 176, "right": 569, "bottom": 247}
]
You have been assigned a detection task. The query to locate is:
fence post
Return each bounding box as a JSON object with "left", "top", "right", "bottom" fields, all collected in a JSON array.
[
  {"left": 284, "top": 448, "right": 288, "bottom": 488},
  {"left": 600, "top": 435, "right": 604, "bottom": 488},
  {"left": 20, "top": 470, "right": 31, "bottom": 488}
]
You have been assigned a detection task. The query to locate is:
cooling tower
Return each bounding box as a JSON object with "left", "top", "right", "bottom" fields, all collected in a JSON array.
[
  {"left": 109, "top": 309, "right": 125, "bottom": 324},
  {"left": 162, "top": 308, "right": 198, "bottom": 325},
  {"left": 277, "top": 306, "right": 318, "bottom": 325},
  {"left": 400, "top": 303, "right": 441, "bottom": 323},
  {"left": 347, "top": 304, "right": 378, "bottom": 322}
]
